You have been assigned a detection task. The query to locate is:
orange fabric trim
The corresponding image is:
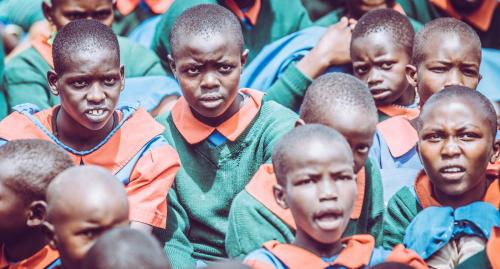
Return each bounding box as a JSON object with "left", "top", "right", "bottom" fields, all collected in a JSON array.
[
  {"left": 376, "top": 115, "right": 418, "bottom": 158},
  {"left": 487, "top": 227, "right": 500, "bottom": 269},
  {"left": 116, "top": 0, "right": 174, "bottom": 15},
  {"left": 245, "top": 164, "right": 367, "bottom": 230},
  {"left": 430, "top": 0, "right": 498, "bottom": 32},
  {"left": 31, "top": 35, "right": 53, "bottom": 68},
  {"left": 171, "top": 89, "right": 263, "bottom": 144},
  {"left": 244, "top": 259, "right": 276, "bottom": 269},
  {"left": 262, "top": 240, "right": 331, "bottom": 269},
  {"left": 386, "top": 244, "right": 428, "bottom": 269},
  {"left": 334, "top": 235, "right": 375, "bottom": 268},
  {"left": 377, "top": 105, "right": 420, "bottom": 120},
  {"left": 414, "top": 170, "right": 499, "bottom": 209},
  {"left": 0, "top": 244, "right": 59, "bottom": 269},
  {"left": 224, "top": 0, "right": 261, "bottom": 26}
]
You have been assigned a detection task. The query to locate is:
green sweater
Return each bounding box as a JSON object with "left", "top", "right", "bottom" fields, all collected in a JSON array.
[
  {"left": 2, "top": 36, "right": 166, "bottom": 111},
  {"left": 156, "top": 100, "right": 298, "bottom": 268},
  {"left": 455, "top": 249, "right": 491, "bottom": 269},
  {"left": 382, "top": 186, "right": 423, "bottom": 249},
  {"left": 225, "top": 157, "right": 385, "bottom": 259},
  {"left": 396, "top": 0, "right": 500, "bottom": 49},
  {"left": 113, "top": 8, "right": 156, "bottom": 37}
]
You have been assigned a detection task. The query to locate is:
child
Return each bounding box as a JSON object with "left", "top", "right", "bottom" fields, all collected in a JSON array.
[
  {"left": 0, "top": 19, "right": 180, "bottom": 233},
  {"left": 0, "top": 139, "right": 73, "bottom": 269},
  {"left": 244, "top": 124, "right": 427, "bottom": 269},
  {"left": 3, "top": 0, "right": 166, "bottom": 111},
  {"left": 351, "top": 9, "right": 418, "bottom": 122},
  {"left": 45, "top": 166, "right": 130, "bottom": 269},
  {"left": 368, "top": 17, "right": 483, "bottom": 172},
  {"left": 383, "top": 86, "right": 500, "bottom": 268},
  {"left": 225, "top": 73, "right": 384, "bottom": 258},
  {"left": 82, "top": 227, "right": 171, "bottom": 269},
  {"left": 155, "top": 5, "right": 298, "bottom": 267}
]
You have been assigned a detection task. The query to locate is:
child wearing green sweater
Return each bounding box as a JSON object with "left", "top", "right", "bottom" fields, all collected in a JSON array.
[
  {"left": 155, "top": 5, "right": 297, "bottom": 268},
  {"left": 225, "top": 73, "right": 384, "bottom": 258},
  {"left": 383, "top": 86, "right": 500, "bottom": 268}
]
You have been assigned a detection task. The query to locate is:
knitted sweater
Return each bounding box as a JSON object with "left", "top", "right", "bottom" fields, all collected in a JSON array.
[
  {"left": 225, "top": 158, "right": 385, "bottom": 259},
  {"left": 155, "top": 98, "right": 298, "bottom": 268}
]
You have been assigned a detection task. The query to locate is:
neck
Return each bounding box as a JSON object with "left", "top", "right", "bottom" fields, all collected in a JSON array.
[
  {"left": 394, "top": 85, "right": 416, "bottom": 107},
  {"left": 293, "top": 230, "right": 344, "bottom": 258},
  {"left": 56, "top": 107, "right": 115, "bottom": 151},
  {"left": 433, "top": 176, "right": 489, "bottom": 208},
  {"left": 192, "top": 94, "right": 244, "bottom": 127},
  {"left": 4, "top": 228, "right": 48, "bottom": 262}
]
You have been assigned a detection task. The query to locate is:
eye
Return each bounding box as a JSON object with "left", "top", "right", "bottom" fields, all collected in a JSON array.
[
  {"left": 93, "top": 10, "right": 112, "bottom": 20},
  {"left": 423, "top": 133, "right": 443, "bottom": 142},
  {"left": 429, "top": 66, "right": 447, "bottom": 73},
  {"left": 458, "top": 132, "right": 480, "bottom": 141},
  {"left": 294, "top": 178, "right": 313, "bottom": 186},
  {"left": 354, "top": 65, "right": 369, "bottom": 75},
  {"left": 185, "top": 67, "right": 200, "bottom": 76},
  {"left": 103, "top": 77, "right": 117, "bottom": 86},
  {"left": 338, "top": 174, "right": 354, "bottom": 181},
  {"left": 71, "top": 80, "right": 88, "bottom": 89},
  {"left": 381, "top": 62, "right": 394, "bottom": 70},
  {"left": 219, "top": 64, "right": 234, "bottom": 74},
  {"left": 64, "top": 12, "right": 86, "bottom": 21},
  {"left": 356, "top": 145, "right": 369, "bottom": 154},
  {"left": 462, "top": 68, "right": 479, "bottom": 77}
]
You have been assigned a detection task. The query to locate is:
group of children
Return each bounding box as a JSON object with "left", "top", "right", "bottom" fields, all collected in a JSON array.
[{"left": 0, "top": 0, "right": 498, "bottom": 269}]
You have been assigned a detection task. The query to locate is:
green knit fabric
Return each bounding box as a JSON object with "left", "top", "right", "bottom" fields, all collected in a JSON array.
[
  {"left": 382, "top": 186, "right": 423, "bottom": 249},
  {"left": 0, "top": 37, "right": 7, "bottom": 120},
  {"left": 225, "top": 157, "right": 385, "bottom": 259},
  {"left": 2, "top": 36, "right": 166, "bottom": 111},
  {"left": 112, "top": 8, "right": 156, "bottom": 37},
  {"left": 0, "top": 0, "right": 45, "bottom": 32},
  {"left": 155, "top": 99, "right": 298, "bottom": 268},
  {"left": 455, "top": 249, "right": 491, "bottom": 269},
  {"left": 396, "top": 0, "right": 500, "bottom": 49},
  {"left": 152, "top": 0, "right": 312, "bottom": 73}
]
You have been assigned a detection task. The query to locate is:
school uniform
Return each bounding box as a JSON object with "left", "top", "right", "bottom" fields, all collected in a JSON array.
[
  {"left": 155, "top": 89, "right": 297, "bottom": 268},
  {"left": 382, "top": 170, "right": 499, "bottom": 249},
  {"left": 225, "top": 158, "right": 385, "bottom": 259},
  {"left": 0, "top": 245, "right": 60, "bottom": 269},
  {"left": 2, "top": 34, "right": 166, "bottom": 112},
  {"left": 396, "top": 0, "right": 500, "bottom": 49},
  {"left": 0, "top": 37, "right": 7, "bottom": 120},
  {"left": 0, "top": 0, "right": 44, "bottom": 32},
  {"left": 455, "top": 227, "right": 499, "bottom": 269},
  {"left": 0, "top": 104, "right": 180, "bottom": 229},
  {"left": 113, "top": 0, "right": 173, "bottom": 36},
  {"left": 244, "top": 235, "right": 428, "bottom": 269}
]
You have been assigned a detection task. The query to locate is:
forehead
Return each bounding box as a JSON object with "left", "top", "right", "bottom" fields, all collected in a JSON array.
[
  {"left": 323, "top": 109, "right": 377, "bottom": 141},
  {"left": 421, "top": 98, "right": 490, "bottom": 129},
  {"left": 286, "top": 139, "right": 353, "bottom": 169},
  {"left": 352, "top": 31, "right": 406, "bottom": 58},
  {"left": 56, "top": 0, "right": 113, "bottom": 9},
  {"left": 172, "top": 32, "right": 241, "bottom": 60},
  {"left": 59, "top": 49, "right": 119, "bottom": 74},
  {"left": 421, "top": 33, "right": 480, "bottom": 64}
]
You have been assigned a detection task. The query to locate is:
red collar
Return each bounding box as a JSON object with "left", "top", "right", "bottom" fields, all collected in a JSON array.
[
  {"left": 0, "top": 244, "right": 59, "bottom": 269},
  {"left": 224, "top": 0, "right": 261, "bottom": 26},
  {"left": 116, "top": 0, "right": 174, "bottom": 15},
  {"left": 430, "top": 0, "right": 498, "bottom": 32}
]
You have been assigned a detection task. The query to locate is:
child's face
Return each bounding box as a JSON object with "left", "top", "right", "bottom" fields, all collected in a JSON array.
[
  {"left": 408, "top": 34, "right": 481, "bottom": 105},
  {"left": 48, "top": 49, "right": 124, "bottom": 132},
  {"left": 279, "top": 139, "right": 356, "bottom": 245},
  {"left": 0, "top": 180, "right": 28, "bottom": 244},
  {"left": 352, "top": 31, "right": 412, "bottom": 106},
  {"left": 170, "top": 32, "right": 247, "bottom": 122},
  {"left": 50, "top": 200, "right": 129, "bottom": 269},
  {"left": 418, "top": 98, "right": 498, "bottom": 202},
  {"left": 45, "top": 0, "right": 114, "bottom": 31},
  {"left": 323, "top": 110, "right": 377, "bottom": 173}
]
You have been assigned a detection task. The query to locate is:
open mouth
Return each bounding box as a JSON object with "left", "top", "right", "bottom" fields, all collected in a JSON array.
[
  {"left": 439, "top": 165, "right": 466, "bottom": 180},
  {"left": 85, "top": 108, "right": 109, "bottom": 122},
  {"left": 199, "top": 94, "right": 224, "bottom": 108},
  {"left": 314, "top": 208, "right": 343, "bottom": 231},
  {"left": 370, "top": 88, "right": 391, "bottom": 100}
]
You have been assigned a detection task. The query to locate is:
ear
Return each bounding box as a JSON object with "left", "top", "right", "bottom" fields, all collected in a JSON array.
[
  {"left": 490, "top": 140, "right": 500, "bottom": 164},
  {"left": 168, "top": 54, "right": 177, "bottom": 78},
  {"left": 42, "top": 221, "right": 57, "bottom": 249},
  {"left": 47, "top": 70, "right": 59, "bottom": 96},
  {"left": 42, "top": 1, "right": 54, "bottom": 24},
  {"left": 120, "top": 64, "right": 125, "bottom": 91},
  {"left": 295, "top": 118, "right": 305, "bottom": 127},
  {"left": 241, "top": 49, "right": 249, "bottom": 67},
  {"left": 26, "top": 201, "right": 47, "bottom": 227},
  {"left": 405, "top": 64, "right": 418, "bottom": 88},
  {"left": 273, "top": 184, "right": 288, "bottom": 209}
]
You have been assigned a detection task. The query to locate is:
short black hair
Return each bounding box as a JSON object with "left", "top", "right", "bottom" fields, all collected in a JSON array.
[
  {"left": 169, "top": 4, "right": 244, "bottom": 57},
  {"left": 52, "top": 19, "right": 120, "bottom": 74},
  {"left": 417, "top": 85, "right": 497, "bottom": 140},
  {"left": 412, "top": 17, "right": 481, "bottom": 66},
  {"left": 300, "top": 73, "right": 377, "bottom": 124},
  {"left": 0, "top": 139, "right": 74, "bottom": 203},
  {"left": 272, "top": 124, "right": 352, "bottom": 186},
  {"left": 351, "top": 8, "right": 414, "bottom": 56},
  {"left": 82, "top": 227, "right": 170, "bottom": 269}
]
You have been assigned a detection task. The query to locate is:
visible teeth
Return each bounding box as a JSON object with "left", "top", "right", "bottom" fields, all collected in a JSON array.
[
  {"left": 444, "top": 167, "right": 462, "bottom": 173},
  {"left": 88, "top": 109, "right": 103, "bottom": 115}
]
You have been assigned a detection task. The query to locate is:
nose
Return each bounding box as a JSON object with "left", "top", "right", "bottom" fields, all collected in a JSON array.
[
  {"left": 441, "top": 137, "right": 461, "bottom": 158},
  {"left": 318, "top": 178, "right": 338, "bottom": 202},
  {"left": 200, "top": 72, "right": 220, "bottom": 90},
  {"left": 367, "top": 70, "right": 383, "bottom": 87},
  {"left": 86, "top": 83, "right": 106, "bottom": 104},
  {"left": 443, "top": 69, "right": 464, "bottom": 88}
]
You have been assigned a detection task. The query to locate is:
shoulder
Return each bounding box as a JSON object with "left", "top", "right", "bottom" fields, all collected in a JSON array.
[
  {"left": 387, "top": 186, "right": 419, "bottom": 213},
  {"left": 259, "top": 98, "right": 298, "bottom": 123}
]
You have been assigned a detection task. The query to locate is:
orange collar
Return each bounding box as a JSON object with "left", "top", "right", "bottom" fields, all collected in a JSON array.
[
  {"left": 245, "top": 164, "right": 367, "bottom": 230},
  {"left": 31, "top": 34, "right": 53, "bottom": 68},
  {"left": 171, "top": 89, "right": 263, "bottom": 145},
  {"left": 116, "top": 0, "right": 174, "bottom": 15},
  {"left": 414, "top": 170, "right": 499, "bottom": 209},
  {"left": 487, "top": 227, "right": 500, "bottom": 269},
  {"left": 376, "top": 115, "right": 418, "bottom": 158},
  {"left": 430, "top": 0, "right": 498, "bottom": 32},
  {"left": 262, "top": 235, "right": 375, "bottom": 269},
  {"left": 377, "top": 105, "right": 420, "bottom": 121},
  {"left": 225, "top": 0, "right": 261, "bottom": 26},
  {"left": 0, "top": 244, "right": 59, "bottom": 269}
]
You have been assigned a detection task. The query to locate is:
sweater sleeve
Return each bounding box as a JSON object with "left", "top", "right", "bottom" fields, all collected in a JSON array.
[
  {"left": 162, "top": 187, "right": 197, "bottom": 269},
  {"left": 365, "top": 158, "right": 385, "bottom": 246},
  {"left": 263, "top": 63, "right": 312, "bottom": 112},
  {"left": 382, "top": 187, "right": 420, "bottom": 249}
]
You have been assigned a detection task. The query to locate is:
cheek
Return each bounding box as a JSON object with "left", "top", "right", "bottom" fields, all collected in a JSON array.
[{"left": 463, "top": 76, "right": 480, "bottom": 89}]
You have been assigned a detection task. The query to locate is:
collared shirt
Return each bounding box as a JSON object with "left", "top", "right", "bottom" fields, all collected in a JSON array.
[{"left": 0, "top": 245, "right": 60, "bottom": 269}]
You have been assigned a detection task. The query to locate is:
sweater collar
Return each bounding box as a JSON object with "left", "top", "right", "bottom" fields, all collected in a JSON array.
[
  {"left": 172, "top": 88, "right": 263, "bottom": 145},
  {"left": 430, "top": 0, "right": 498, "bottom": 32},
  {"left": 116, "top": 0, "right": 174, "bottom": 15},
  {"left": 0, "top": 244, "right": 59, "bottom": 268},
  {"left": 224, "top": 0, "right": 261, "bottom": 26}
]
